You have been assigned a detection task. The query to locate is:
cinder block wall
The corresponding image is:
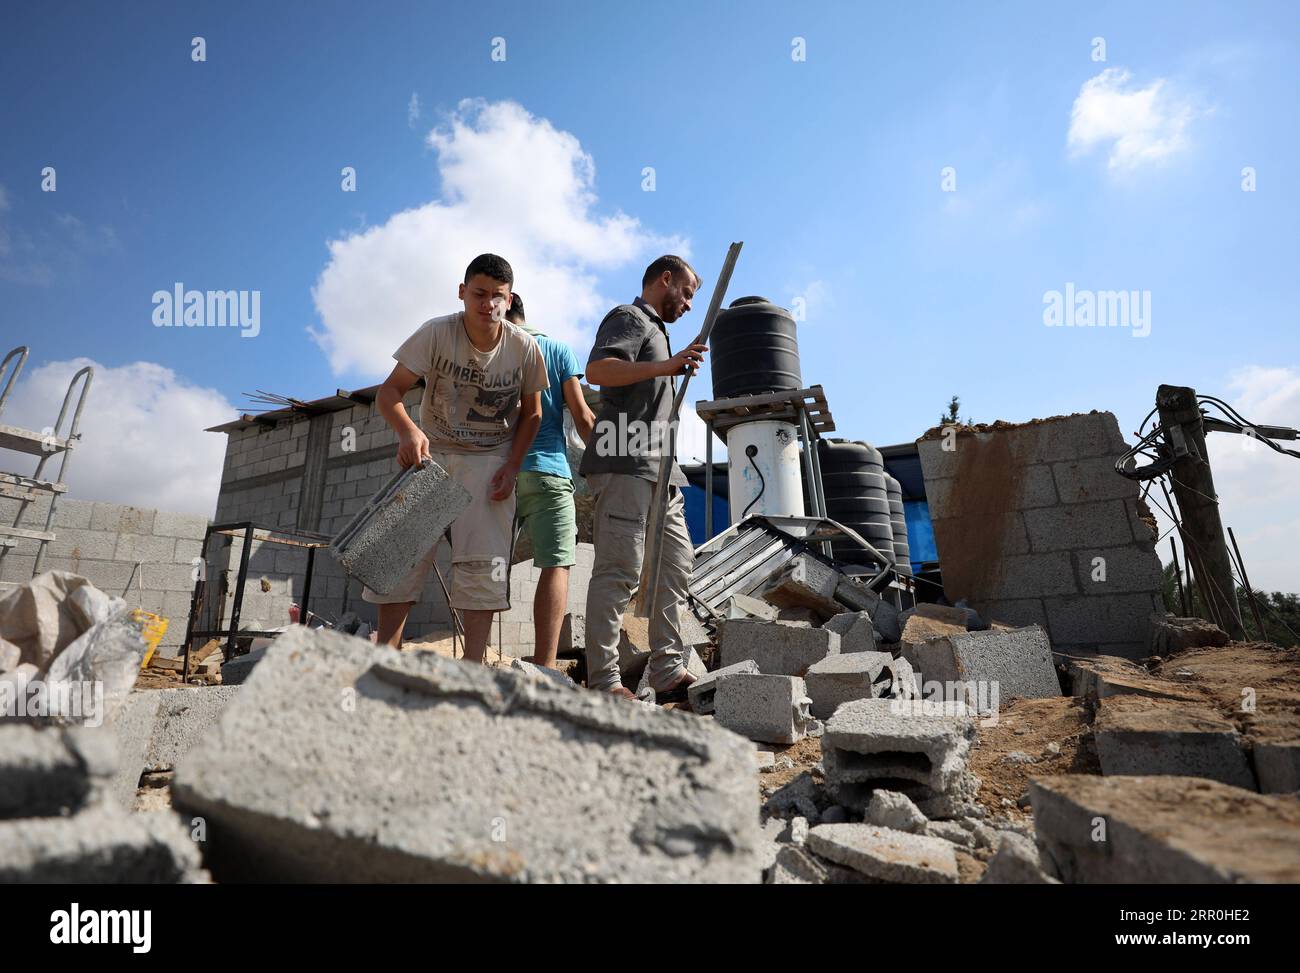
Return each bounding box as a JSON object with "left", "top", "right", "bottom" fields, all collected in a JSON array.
[
  {"left": 208, "top": 389, "right": 588, "bottom": 646},
  {"left": 916, "top": 411, "right": 1163, "bottom": 659},
  {"left": 0, "top": 496, "right": 207, "bottom": 650}
]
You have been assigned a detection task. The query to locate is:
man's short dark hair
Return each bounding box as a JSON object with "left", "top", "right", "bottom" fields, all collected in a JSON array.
[
  {"left": 642, "top": 254, "right": 700, "bottom": 290},
  {"left": 465, "top": 253, "right": 514, "bottom": 287},
  {"left": 505, "top": 293, "right": 525, "bottom": 324}
]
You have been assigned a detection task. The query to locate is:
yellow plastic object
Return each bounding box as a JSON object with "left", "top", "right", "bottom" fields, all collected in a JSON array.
[{"left": 133, "top": 610, "right": 169, "bottom": 669}]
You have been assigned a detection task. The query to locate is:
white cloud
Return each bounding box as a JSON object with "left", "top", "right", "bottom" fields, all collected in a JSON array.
[
  {"left": 1, "top": 358, "right": 234, "bottom": 517},
  {"left": 310, "top": 98, "right": 686, "bottom": 378},
  {"left": 407, "top": 92, "right": 420, "bottom": 128},
  {"left": 1147, "top": 365, "right": 1300, "bottom": 594},
  {"left": 1068, "top": 68, "right": 1198, "bottom": 171}
]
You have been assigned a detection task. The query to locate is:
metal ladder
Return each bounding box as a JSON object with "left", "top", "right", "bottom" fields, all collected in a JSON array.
[{"left": 0, "top": 346, "right": 94, "bottom": 579}]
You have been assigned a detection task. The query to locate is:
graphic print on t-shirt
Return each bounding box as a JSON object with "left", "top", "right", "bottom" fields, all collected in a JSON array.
[{"left": 428, "top": 350, "right": 524, "bottom": 447}]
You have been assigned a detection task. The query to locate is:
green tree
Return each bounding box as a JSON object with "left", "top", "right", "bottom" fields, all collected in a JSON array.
[{"left": 1161, "top": 561, "right": 1299, "bottom": 647}]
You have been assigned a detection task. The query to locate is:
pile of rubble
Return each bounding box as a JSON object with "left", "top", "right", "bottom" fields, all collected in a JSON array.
[{"left": 3, "top": 564, "right": 1298, "bottom": 885}]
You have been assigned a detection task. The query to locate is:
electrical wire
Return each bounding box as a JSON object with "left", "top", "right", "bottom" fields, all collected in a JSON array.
[{"left": 741, "top": 445, "right": 767, "bottom": 518}]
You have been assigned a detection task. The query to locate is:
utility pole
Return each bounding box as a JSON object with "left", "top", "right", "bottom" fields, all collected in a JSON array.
[{"left": 1155, "top": 385, "right": 1244, "bottom": 638}]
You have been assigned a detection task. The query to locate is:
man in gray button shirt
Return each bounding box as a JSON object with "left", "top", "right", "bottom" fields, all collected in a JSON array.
[{"left": 581, "top": 255, "right": 708, "bottom": 702}]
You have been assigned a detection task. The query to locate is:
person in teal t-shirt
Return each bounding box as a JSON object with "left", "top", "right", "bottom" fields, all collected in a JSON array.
[{"left": 506, "top": 294, "right": 596, "bottom": 668}]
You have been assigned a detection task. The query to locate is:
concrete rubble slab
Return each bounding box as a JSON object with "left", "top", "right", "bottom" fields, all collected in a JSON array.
[
  {"left": 978, "top": 830, "right": 1061, "bottom": 884},
  {"left": 1094, "top": 696, "right": 1255, "bottom": 790},
  {"left": 718, "top": 618, "right": 840, "bottom": 676},
  {"left": 0, "top": 724, "right": 115, "bottom": 819},
  {"left": 806, "top": 823, "right": 959, "bottom": 884},
  {"left": 0, "top": 805, "right": 207, "bottom": 883},
  {"left": 768, "top": 843, "right": 876, "bottom": 884},
  {"left": 804, "top": 651, "right": 892, "bottom": 719},
  {"left": 687, "top": 659, "right": 759, "bottom": 715},
  {"left": 1031, "top": 774, "right": 1300, "bottom": 883},
  {"left": 1254, "top": 741, "right": 1300, "bottom": 794},
  {"left": 145, "top": 686, "right": 241, "bottom": 772},
  {"left": 1067, "top": 654, "right": 1201, "bottom": 702},
  {"left": 823, "top": 611, "right": 878, "bottom": 653},
  {"left": 713, "top": 674, "right": 812, "bottom": 745},
  {"left": 108, "top": 691, "right": 162, "bottom": 809},
  {"left": 510, "top": 658, "right": 576, "bottom": 690},
  {"left": 172, "top": 626, "right": 762, "bottom": 883},
  {"left": 1148, "top": 614, "right": 1229, "bottom": 654}
]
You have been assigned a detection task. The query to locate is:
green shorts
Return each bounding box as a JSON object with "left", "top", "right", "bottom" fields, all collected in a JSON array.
[{"left": 516, "top": 471, "right": 577, "bottom": 568}]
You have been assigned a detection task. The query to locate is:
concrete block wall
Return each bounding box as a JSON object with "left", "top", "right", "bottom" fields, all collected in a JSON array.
[
  {"left": 0, "top": 496, "right": 207, "bottom": 650},
  {"left": 209, "top": 388, "right": 588, "bottom": 642},
  {"left": 916, "top": 411, "right": 1163, "bottom": 659},
  {"left": 493, "top": 542, "right": 595, "bottom": 655}
]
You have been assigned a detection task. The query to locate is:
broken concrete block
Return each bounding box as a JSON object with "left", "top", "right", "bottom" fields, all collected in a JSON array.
[
  {"left": 804, "top": 651, "right": 892, "bottom": 719},
  {"left": 823, "top": 611, "right": 878, "bottom": 653},
  {"left": 0, "top": 805, "right": 207, "bottom": 883},
  {"left": 806, "top": 823, "right": 959, "bottom": 884},
  {"left": 865, "top": 789, "right": 928, "bottom": 833},
  {"left": 775, "top": 607, "right": 819, "bottom": 625},
  {"left": 1030, "top": 774, "right": 1300, "bottom": 883},
  {"left": 879, "top": 655, "right": 920, "bottom": 700},
  {"left": 900, "top": 625, "right": 1060, "bottom": 700},
  {"left": 1254, "top": 741, "right": 1300, "bottom": 794},
  {"left": 220, "top": 645, "right": 268, "bottom": 686},
  {"left": 764, "top": 772, "right": 821, "bottom": 821},
  {"left": 329, "top": 459, "right": 473, "bottom": 595},
  {"left": 1094, "top": 696, "right": 1255, "bottom": 790},
  {"left": 0, "top": 724, "right": 116, "bottom": 819},
  {"left": 925, "top": 819, "right": 975, "bottom": 847},
  {"left": 1149, "top": 613, "right": 1229, "bottom": 655},
  {"left": 1067, "top": 654, "right": 1199, "bottom": 702},
  {"left": 713, "top": 674, "right": 812, "bottom": 745},
  {"left": 144, "top": 686, "right": 240, "bottom": 772},
  {"left": 821, "top": 698, "right": 976, "bottom": 813},
  {"left": 108, "top": 691, "right": 162, "bottom": 810},
  {"left": 901, "top": 603, "right": 971, "bottom": 636},
  {"left": 768, "top": 842, "right": 876, "bottom": 884},
  {"left": 687, "top": 659, "right": 759, "bottom": 715},
  {"left": 833, "top": 580, "right": 901, "bottom": 642},
  {"left": 510, "top": 658, "right": 575, "bottom": 690},
  {"left": 760, "top": 555, "right": 845, "bottom": 620},
  {"left": 723, "top": 594, "right": 778, "bottom": 621},
  {"left": 978, "top": 831, "right": 1060, "bottom": 884},
  {"left": 173, "top": 626, "right": 762, "bottom": 883},
  {"left": 718, "top": 618, "right": 839, "bottom": 676},
  {"left": 557, "top": 613, "right": 584, "bottom": 653}
]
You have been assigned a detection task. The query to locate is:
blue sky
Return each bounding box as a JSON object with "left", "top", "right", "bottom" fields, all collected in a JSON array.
[{"left": 2, "top": 1, "right": 1298, "bottom": 586}]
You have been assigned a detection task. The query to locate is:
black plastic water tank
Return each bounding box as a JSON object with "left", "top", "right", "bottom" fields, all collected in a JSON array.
[
  {"left": 815, "top": 439, "right": 895, "bottom": 567},
  {"left": 710, "top": 296, "right": 802, "bottom": 399}
]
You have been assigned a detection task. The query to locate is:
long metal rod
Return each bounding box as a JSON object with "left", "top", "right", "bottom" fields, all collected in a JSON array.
[
  {"left": 636, "top": 241, "right": 742, "bottom": 618},
  {"left": 704, "top": 420, "right": 714, "bottom": 540},
  {"left": 1227, "top": 526, "right": 1267, "bottom": 641},
  {"left": 1169, "top": 537, "right": 1189, "bottom": 617}
]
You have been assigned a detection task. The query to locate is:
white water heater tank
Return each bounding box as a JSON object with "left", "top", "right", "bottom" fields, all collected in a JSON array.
[{"left": 726, "top": 420, "right": 804, "bottom": 524}]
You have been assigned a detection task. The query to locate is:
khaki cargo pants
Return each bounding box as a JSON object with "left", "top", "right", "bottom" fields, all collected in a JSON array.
[{"left": 583, "top": 472, "right": 694, "bottom": 693}]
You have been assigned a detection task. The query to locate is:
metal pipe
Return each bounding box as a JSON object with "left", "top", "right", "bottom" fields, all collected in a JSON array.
[
  {"left": 705, "top": 419, "right": 714, "bottom": 539},
  {"left": 1227, "top": 527, "right": 1267, "bottom": 641}
]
